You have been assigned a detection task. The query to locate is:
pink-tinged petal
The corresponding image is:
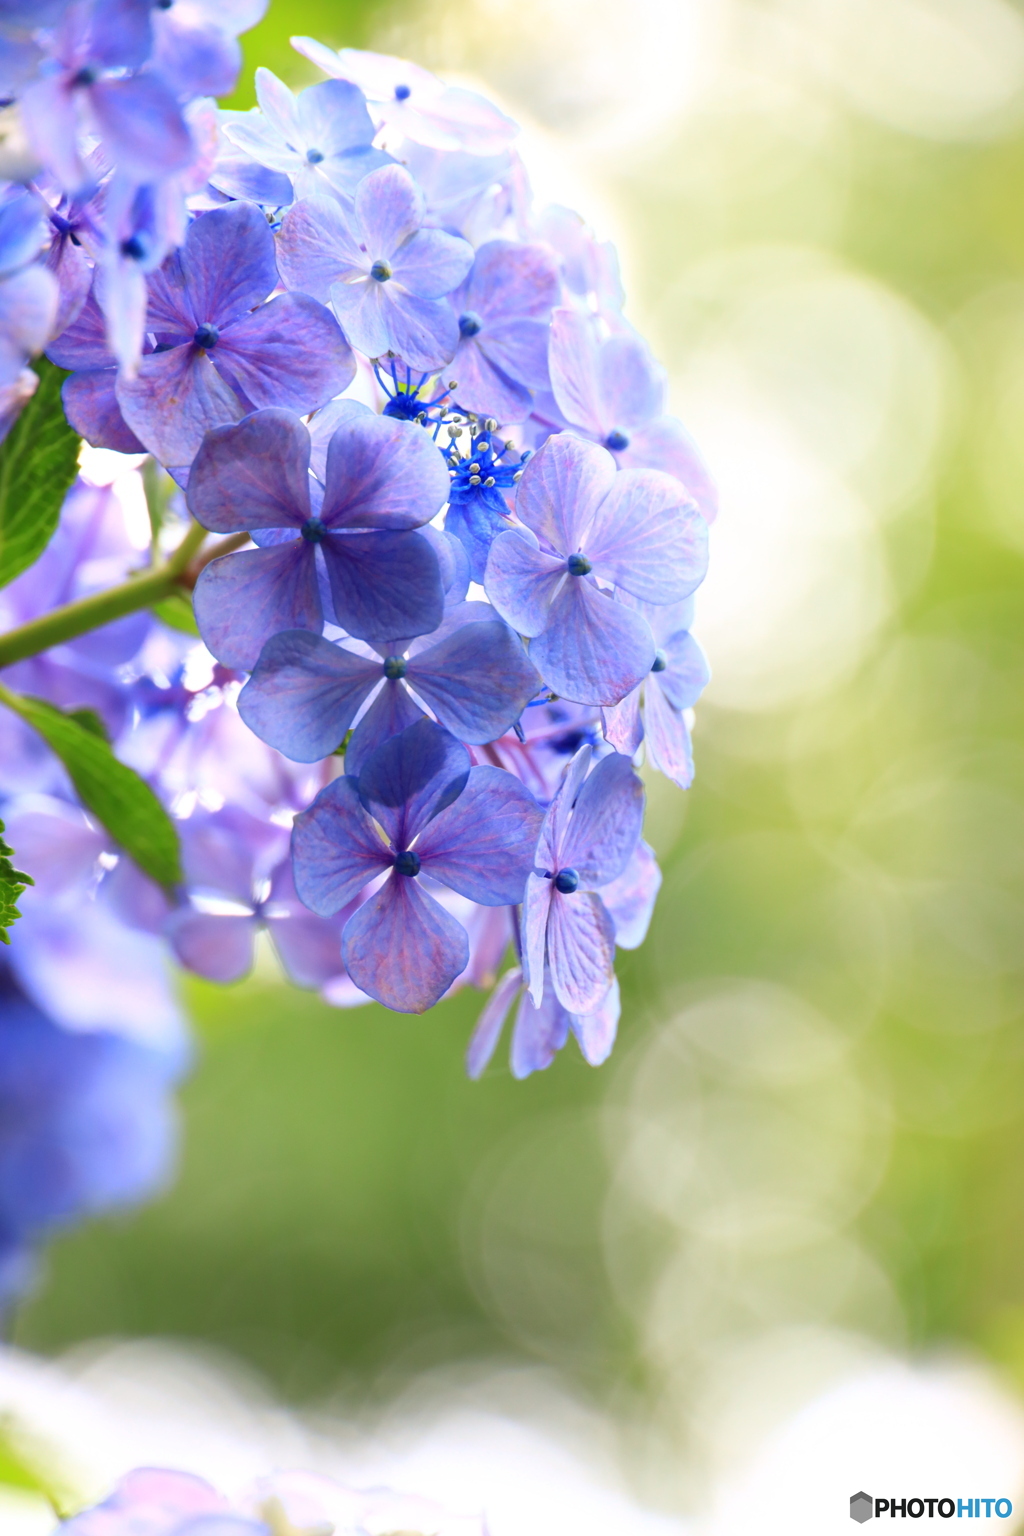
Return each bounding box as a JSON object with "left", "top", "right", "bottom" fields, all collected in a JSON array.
[
  {"left": 166, "top": 909, "right": 257, "bottom": 983},
  {"left": 560, "top": 749, "right": 644, "bottom": 887},
  {"left": 193, "top": 541, "right": 320, "bottom": 670},
  {"left": 467, "top": 966, "right": 523, "bottom": 1079},
  {"left": 321, "top": 413, "right": 450, "bottom": 531},
  {"left": 529, "top": 577, "right": 656, "bottom": 706},
  {"left": 460, "top": 239, "right": 560, "bottom": 321},
  {"left": 276, "top": 196, "right": 365, "bottom": 301},
  {"left": 357, "top": 716, "right": 470, "bottom": 849},
  {"left": 62, "top": 369, "right": 145, "bottom": 452},
  {"left": 181, "top": 200, "right": 279, "bottom": 326},
  {"left": 342, "top": 873, "right": 469, "bottom": 1013},
  {"left": 597, "top": 333, "right": 664, "bottom": 430},
  {"left": 522, "top": 869, "right": 552, "bottom": 1005},
  {"left": 584, "top": 468, "right": 709, "bottom": 604},
  {"left": 89, "top": 74, "right": 193, "bottom": 180},
  {"left": 548, "top": 307, "right": 605, "bottom": 437},
  {"left": 393, "top": 226, "right": 474, "bottom": 299},
  {"left": 345, "top": 677, "right": 423, "bottom": 778},
  {"left": 510, "top": 983, "right": 570, "bottom": 1079},
  {"left": 238, "top": 630, "right": 379, "bottom": 761},
  {"left": 407, "top": 620, "right": 541, "bottom": 743},
  {"left": 107, "top": 1470, "right": 227, "bottom": 1517},
  {"left": 541, "top": 745, "right": 594, "bottom": 871},
  {"left": 380, "top": 286, "right": 460, "bottom": 372},
  {"left": 547, "top": 888, "right": 615, "bottom": 1014},
  {"left": 355, "top": 164, "right": 424, "bottom": 259},
  {"left": 215, "top": 291, "right": 355, "bottom": 412},
  {"left": 514, "top": 431, "right": 617, "bottom": 556},
  {"left": 480, "top": 319, "right": 552, "bottom": 393},
  {"left": 484, "top": 529, "right": 565, "bottom": 637},
  {"left": 602, "top": 685, "right": 643, "bottom": 756},
  {"left": 185, "top": 409, "right": 313, "bottom": 533},
  {"left": 116, "top": 345, "right": 244, "bottom": 467},
  {"left": 658, "top": 627, "right": 710, "bottom": 711},
  {"left": 618, "top": 415, "right": 718, "bottom": 524},
  {"left": 291, "top": 774, "right": 390, "bottom": 915},
  {"left": 570, "top": 974, "right": 620, "bottom": 1066},
  {"left": 415, "top": 764, "right": 542, "bottom": 905},
  {"left": 322, "top": 528, "right": 444, "bottom": 643},
  {"left": 642, "top": 680, "right": 694, "bottom": 789},
  {"left": 600, "top": 839, "right": 661, "bottom": 950},
  {"left": 449, "top": 337, "right": 533, "bottom": 424}
]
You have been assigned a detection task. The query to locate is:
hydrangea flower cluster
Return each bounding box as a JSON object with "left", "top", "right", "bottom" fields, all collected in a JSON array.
[{"left": 0, "top": 15, "right": 715, "bottom": 1305}]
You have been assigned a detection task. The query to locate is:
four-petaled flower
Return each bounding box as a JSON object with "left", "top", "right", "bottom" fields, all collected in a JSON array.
[
  {"left": 602, "top": 596, "right": 711, "bottom": 790},
  {"left": 447, "top": 239, "right": 561, "bottom": 423}
]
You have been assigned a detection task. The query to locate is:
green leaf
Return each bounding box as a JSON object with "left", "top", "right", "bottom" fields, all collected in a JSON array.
[
  {"left": 0, "top": 817, "right": 32, "bottom": 945},
  {"left": 151, "top": 588, "right": 200, "bottom": 635},
  {"left": 0, "top": 692, "right": 182, "bottom": 887},
  {"left": 0, "top": 358, "right": 81, "bottom": 590},
  {"left": 66, "top": 706, "right": 111, "bottom": 741}
]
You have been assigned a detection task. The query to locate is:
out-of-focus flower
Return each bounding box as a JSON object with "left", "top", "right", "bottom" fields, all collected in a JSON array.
[{"left": 602, "top": 597, "right": 710, "bottom": 789}]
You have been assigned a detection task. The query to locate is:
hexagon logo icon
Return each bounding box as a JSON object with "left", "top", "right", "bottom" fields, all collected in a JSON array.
[{"left": 850, "top": 1492, "right": 873, "bottom": 1523}]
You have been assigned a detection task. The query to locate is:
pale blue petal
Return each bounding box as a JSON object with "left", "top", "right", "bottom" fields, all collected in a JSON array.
[
  {"left": 406, "top": 620, "right": 540, "bottom": 743},
  {"left": 291, "top": 774, "right": 390, "bottom": 914},
  {"left": 185, "top": 408, "right": 312, "bottom": 532},
  {"left": 528, "top": 578, "right": 656, "bottom": 706},
  {"left": 193, "top": 541, "right": 320, "bottom": 669},
  {"left": 238, "top": 630, "right": 379, "bottom": 761},
  {"left": 414, "top": 764, "right": 542, "bottom": 905},
  {"left": 341, "top": 873, "right": 469, "bottom": 1014}
]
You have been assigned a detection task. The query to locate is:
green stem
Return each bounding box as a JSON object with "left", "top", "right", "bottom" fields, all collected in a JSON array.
[{"left": 0, "top": 519, "right": 209, "bottom": 670}]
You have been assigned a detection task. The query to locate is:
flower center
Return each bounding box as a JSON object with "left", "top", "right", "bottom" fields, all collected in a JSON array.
[
  {"left": 382, "top": 655, "right": 407, "bottom": 680},
  {"left": 605, "top": 429, "right": 630, "bottom": 451},
  {"left": 394, "top": 849, "right": 421, "bottom": 877},
  {"left": 566, "top": 553, "right": 592, "bottom": 577},
  {"left": 370, "top": 259, "right": 392, "bottom": 282},
  {"left": 651, "top": 649, "right": 668, "bottom": 673},
  {"left": 193, "top": 322, "right": 219, "bottom": 350},
  {"left": 301, "top": 517, "right": 328, "bottom": 544},
  {"left": 305, "top": 147, "right": 324, "bottom": 164},
  {"left": 554, "top": 868, "right": 580, "bottom": 894},
  {"left": 72, "top": 66, "right": 98, "bottom": 88},
  {"left": 458, "top": 311, "right": 483, "bottom": 338},
  {"left": 120, "top": 235, "right": 145, "bottom": 261},
  {"left": 394, "top": 83, "right": 411, "bottom": 100}
]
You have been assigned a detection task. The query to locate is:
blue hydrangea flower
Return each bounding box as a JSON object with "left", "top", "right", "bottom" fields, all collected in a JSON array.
[
  {"left": 112, "top": 200, "right": 354, "bottom": 467},
  {"left": 484, "top": 432, "right": 709, "bottom": 705},
  {"left": 151, "top": 0, "right": 269, "bottom": 101},
  {"left": 0, "top": 189, "right": 57, "bottom": 410},
  {"left": 443, "top": 422, "right": 527, "bottom": 583},
  {"left": 187, "top": 408, "right": 449, "bottom": 668},
  {"left": 276, "top": 165, "right": 474, "bottom": 370},
  {"left": 447, "top": 239, "right": 561, "bottom": 423},
  {"left": 602, "top": 597, "right": 711, "bottom": 789},
  {"left": 239, "top": 600, "right": 541, "bottom": 770},
  {"left": 47, "top": 286, "right": 147, "bottom": 450},
  {"left": 292, "top": 719, "right": 542, "bottom": 1013}
]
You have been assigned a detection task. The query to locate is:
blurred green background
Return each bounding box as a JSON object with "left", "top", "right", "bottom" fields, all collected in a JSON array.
[{"left": 16, "top": 0, "right": 1024, "bottom": 1497}]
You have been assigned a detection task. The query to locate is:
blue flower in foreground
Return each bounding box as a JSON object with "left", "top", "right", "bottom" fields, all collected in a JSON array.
[
  {"left": 239, "top": 600, "right": 541, "bottom": 770},
  {"left": 549, "top": 306, "right": 719, "bottom": 523},
  {"left": 187, "top": 407, "right": 449, "bottom": 669},
  {"left": 603, "top": 596, "right": 711, "bottom": 790},
  {"left": 484, "top": 432, "right": 709, "bottom": 705},
  {"left": 223, "top": 65, "right": 391, "bottom": 201},
  {"left": 444, "top": 423, "right": 526, "bottom": 582},
  {"left": 522, "top": 745, "right": 644, "bottom": 1015},
  {"left": 447, "top": 239, "right": 560, "bottom": 422},
  {"left": 114, "top": 200, "right": 354, "bottom": 467},
  {"left": 276, "top": 165, "right": 474, "bottom": 369},
  {"left": 292, "top": 719, "right": 543, "bottom": 1013},
  {"left": 47, "top": 287, "right": 147, "bottom": 451}
]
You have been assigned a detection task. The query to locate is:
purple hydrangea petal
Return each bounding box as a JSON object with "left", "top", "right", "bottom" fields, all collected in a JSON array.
[
  {"left": 528, "top": 578, "right": 656, "bottom": 706},
  {"left": 457, "top": 239, "right": 560, "bottom": 321},
  {"left": 449, "top": 337, "right": 532, "bottom": 424},
  {"left": 321, "top": 413, "right": 450, "bottom": 531},
  {"left": 356, "top": 163, "right": 424, "bottom": 259},
  {"left": 597, "top": 333, "right": 665, "bottom": 430},
  {"left": 344, "top": 676, "right": 424, "bottom": 779},
  {"left": 185, "top": 409, "right": 313, "bottom": 533},
  {"left": 466, "top": 965, "right": 523, "bottom": 1079},
  {"left": 152, "top": 9, "right": 242, "bottom": 99},
  {"left": 658, "top": 627, "right": 710, "bottom": 711},
  {"left": 558, "top": 748, "right": 644, "bottom": 887},
  {"left": 393, "top": 226, "right": 474, "bottom": 300},
  {"left": 522, "top": 869, "right": 552, "bottom": 1005},
  {"left": 514, "top": 432, "right": 617, "bottom": 557},
  {"left": 600, "top": 839, "right": 661, "bottom": 949},
  {"left": 166, "top": 909, "right": 258, "bottom": 983},
  {"left": 238, "top": 630, "right": 380, "bottom": 762},
  {"left": 357, "top": 717, "right": 470, "bottom": 849},
  {"left": 193, "top": 541, "right": 321, "bottom": 670},
  {"left": 0, "top": 266, "right": 57, "bottom": 380},
  {"left": 584, "top": 469, "right": 709, "bottom": 605},
  {"left": 618, "top": 415, "right": 718, "bottom": 524},
  {"left": 511, "top": 982, "right": 571, "bottom": 1078},
  {"left": 477, "top": 317, "right": 552, "bottom": 392},
  {"left": 330, "top": 278, "right": 459, "bottom": 371},
  {"left": 47, "top": 291, "right": 112, "bottom": 370},
  {"left": 116, "top": 345, "right": 245, "bottom": 467},
  {"left": 179, "top": 200, "right": 279, "bottom": 327},
  {"left": 342, "top": 872, "right": 469, "bottom": 1014},
  {"left": 601, "top": 685, "right": 643, "bottom": 756},
  {"left": 276, "top": 196, "right": 364, "bottom": 301},
  {"left": 86, "top": 0, "right": 155, "bottom": 70},
  {"left": 21, "top": 77, "right": 86, "bottom": 191},
  {"left": 89, "top": 74, "right": 194, "bottom": 181},
  {"left": 297, "top": 75, "right": 374, "bottom": 151},
  {"left": 643, "top": 679, "right": 694, "bottom": 789},
  {"left": 210, "top": 149, "right": 294, "bottom": 207},
  {"left": 548, "top": 307, "right": 605, "bottom": 438},
  {"left": 265, "top": 889, "right": 345, "bottom": 990},
  {"left": 214, "top": 291, "right": 355, "bottom": 412},
  {"left": 291, "top": 774, "right": 391, "bottom": 915},
  {"left": 406, "top": 619, "right": 541, "bottom": 744},
  {"left": 547, "top": 887, "right": 616, "bottom": 1014},
  {"left": 483, "top": 530, "right": 565, "bottom": 638},
  {"left": 62, "top": 369, "right": 145, "bottom": 452},
  {"left": 415, "top": 764, "right": 542, "bottom": 905},
  {"left": 321, "top": 529, "right": 444, "bottom": 644},
  {"left": 570, "top": 974, "right": 620, "bottom": 1066}
]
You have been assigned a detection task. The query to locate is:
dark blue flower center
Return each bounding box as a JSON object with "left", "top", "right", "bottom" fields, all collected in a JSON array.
[
  {"left": 382, "top": 655, "right": 407, "bottom": 680},
  {"left": 193, "top": 322, "right": 219, "bottom": 350},
  {"left": 566, "top": 553, "right": 592, "bottom": 577},
  {"left": 156, "top": 0, "right": 173, "bottom": 8},
  {"left": 651, "top": 649, "right": 668, "bottom": 673},
  {"left": 305, "top": 147, "right": 324, "bottom": 164},
  {"left": 394, "top": 849, "right": 421, "bottom": 877},
  {"left": 120, "top": 235, "right": 146, "bottom": 261},
  {"left": 458, "top": 311, "right": 483, "bottom": 338},
  {"left": 554, "top": 868, "right": 580, "bottom": 894},
  {"left": 605, "top": 429, "right": 630, "bottom": 451},
  {"left": 370, "top": 259, "right": 392, "bottom": 282},
  {"left": 394, "top": 83, "right": 411, "bottom": 100},
  {"left": 72, "top": 66, "right": 98, "bottom": 87},
  {"left": 446, "top": 428, "right": 526, "bottom": 504},
  {"left": 301, "top": 517, "right": 328, "bottom": 544}
]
